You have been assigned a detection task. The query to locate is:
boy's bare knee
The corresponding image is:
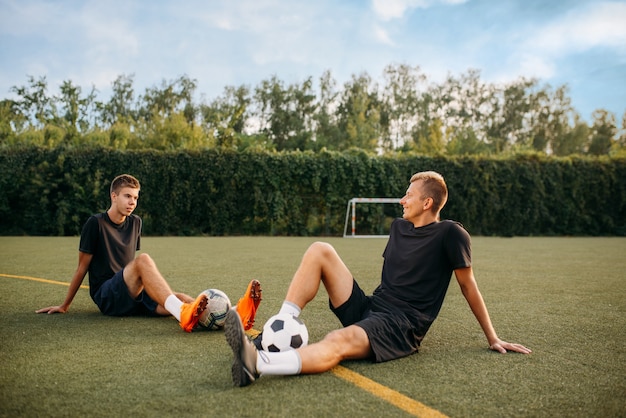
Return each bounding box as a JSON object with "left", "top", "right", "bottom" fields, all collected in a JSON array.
[
  {"left": 323, "top": 329, "right": 348, "bottom": 346},
  {"left": 308, "top": 241, "right": 336, "bottom": 258},
  {"left": 133, "top": 253, "right": 155, "bottom": 270},
  {"left": 322, "top": 326, "right": 371, "bottom": 360}
]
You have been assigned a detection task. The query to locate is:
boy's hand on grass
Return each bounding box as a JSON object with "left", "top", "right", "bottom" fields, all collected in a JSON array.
[
  {"left": 36, "top": 305, "right": 67, "bottom": 314},
  {"left": 489, "top": 339, "right": 532, "bottom": 354}
]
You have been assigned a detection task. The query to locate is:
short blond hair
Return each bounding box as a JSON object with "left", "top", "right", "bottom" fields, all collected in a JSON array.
[{"left": 410, "top": 171, "right": 448, "bottom": 214}]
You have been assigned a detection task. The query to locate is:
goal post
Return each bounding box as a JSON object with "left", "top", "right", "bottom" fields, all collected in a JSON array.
[{"left": 343, "top": 197, "right": 401, "bottom": 238}]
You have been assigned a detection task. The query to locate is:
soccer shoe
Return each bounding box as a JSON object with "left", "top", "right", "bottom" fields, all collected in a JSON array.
[
  {"left": 251, "top": 332, "right": 264, "bottom": 350},
  {"left": 235, "top": 279, "right": 262, "bottom": 331},
  {"left": 179, "top": 293, "right": 208, "bottom": 333},
  {"left": 225, "top": 309, "right": 259, "bottom": 387}
]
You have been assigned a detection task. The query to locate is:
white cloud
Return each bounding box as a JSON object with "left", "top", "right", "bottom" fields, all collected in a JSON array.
[
  {"left": 371, "top": 0, "right": 429, "bottom": 21},
  {"left": 373, "top": 25, "right": 395, "bottom": 46},
  {"left": 484, "top": 2, "right": 626, "bottom": 91},
  {"left": 371, "top": 0, "right": 467, "bottom": 21},
  {"left": 526, "top": 2, "right": 626, "bottom": 55},
  {"left": 516, "top": 54, "right": 557, "bottom": 80},
  {"left": 0, "top": 0, "right": 56, "bottom": 36}
]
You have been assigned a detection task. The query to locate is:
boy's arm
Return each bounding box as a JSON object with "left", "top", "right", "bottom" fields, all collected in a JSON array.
[
  {"left": 36, "top": 252, "right": 93, "bottom": 314},
  {"left": 454, "top": 266, "right": 532, "bottom": 354}
]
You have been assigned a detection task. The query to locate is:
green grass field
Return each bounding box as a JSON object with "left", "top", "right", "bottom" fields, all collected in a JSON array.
[{"left": 1, "top": 236, "right": 625, "bottom": 417}]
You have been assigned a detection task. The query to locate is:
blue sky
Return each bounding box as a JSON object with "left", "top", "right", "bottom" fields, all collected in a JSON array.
[{"left": 1, "top": 0, "right": 625, "bottom": 123}]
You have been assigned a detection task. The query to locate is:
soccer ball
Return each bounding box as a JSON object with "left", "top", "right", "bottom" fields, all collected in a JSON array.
[
  {"left": 261, "top": 313, "right": 309, "bottom": 352},
  {"left": 198, "top": 289, "right": 231, "bottom": 330}
]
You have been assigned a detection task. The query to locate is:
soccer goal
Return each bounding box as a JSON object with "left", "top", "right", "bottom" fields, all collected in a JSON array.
[{"left": 343, "top": 197, "right": 401, "bottom": 238}]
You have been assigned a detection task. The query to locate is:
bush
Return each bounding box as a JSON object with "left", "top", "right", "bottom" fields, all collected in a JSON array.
[{"left": 1, "top": 146, "right": 624, "bottom": 236}]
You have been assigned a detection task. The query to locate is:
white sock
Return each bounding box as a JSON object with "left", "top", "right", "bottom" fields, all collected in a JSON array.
[
  {"left": 164, "top": 294, "right": 183, "bottom": 321},
  {"left": 256, "top": 349, "right": 302, "bottom": 375},
  {"left": 278, "top": 301, "right": 301, "bottom": 317}
]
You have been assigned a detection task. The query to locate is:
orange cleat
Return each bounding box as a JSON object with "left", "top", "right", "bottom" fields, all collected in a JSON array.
[
  {"left": 235, "top": 279, "right": 262, "bottom": 331},
  {"left": 179, "top": 293, "right": 208, "bottom": 332}
]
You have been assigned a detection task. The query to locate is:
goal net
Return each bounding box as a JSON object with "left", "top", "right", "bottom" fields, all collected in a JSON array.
[{"left": 343, "top": 198, "right": 401, "bottom": 238}]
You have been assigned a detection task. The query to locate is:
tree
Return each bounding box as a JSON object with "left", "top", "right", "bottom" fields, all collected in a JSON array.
[
  {"left": 413, "top": 118, "right": 446, "bottom": 154},
  {"left": 98, "top": 74, "right": 137, "bottom": 127},
  {"left": 56, "top": 80, "right": 97, "bottom": 143},
  {"left": 525, "top": 84, "right": 576, "bottom": 154},
  {"left": 483, "top": 78, "right": 535, "bottom": 154},
  {"left": 336, "top": 73, "right": 381, "bottom": 152},
  {"left": 588, "top": 109, "right": 617, "bottom": 155},
  {"left": 552, "top": 114, "right": 589, "bottom": 156},
  {"left": 253, "top": 75, "right": 316, "bottom": 151},
  {"left": 138, "top": 75, "right": 198, "bottom": 123},
  {"left": 10, "top": 76, "right": 53, "bottom": 128},
  {"left": 380, "top": 63, "right": 426, "bottom": 151},
  {"left": 435, "top": 70, "right": 493, "bottom": 148},
  {"left": 312, "top": 70, "right": 341, "bottom": 151},
  {"left": 0, "top": 99, "right": 24, "bottom": 144},
  {"left": 200, "top": 85, "right": 251, "bottom": 149}
]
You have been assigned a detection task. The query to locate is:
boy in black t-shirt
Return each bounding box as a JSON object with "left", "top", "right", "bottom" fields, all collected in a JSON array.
[
  {"left": 37, "top": 174, "right": 261, "bottom": 333},
  {"left": 225, "top": 171, "right": 531, "bottom": 387}
]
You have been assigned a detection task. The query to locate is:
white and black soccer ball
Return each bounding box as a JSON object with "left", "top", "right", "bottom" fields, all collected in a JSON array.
[
  {"left": 198, "top": 289, "right": 231, "bottom": 330},
  {"left": 261, "top": 313, "right": 309, "bottom": 352}
]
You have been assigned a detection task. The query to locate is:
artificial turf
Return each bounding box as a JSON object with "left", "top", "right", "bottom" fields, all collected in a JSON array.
[{"left": 0, "top": 236, "right": 624, "bottom": 417}]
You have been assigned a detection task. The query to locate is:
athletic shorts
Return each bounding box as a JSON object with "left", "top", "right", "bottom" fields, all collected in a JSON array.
[
  {"left": 92, "top": 269, "right": 159, "bottom": 316},
  {"left": 330, "top": 279, "right": 429, "bottom": 363}
]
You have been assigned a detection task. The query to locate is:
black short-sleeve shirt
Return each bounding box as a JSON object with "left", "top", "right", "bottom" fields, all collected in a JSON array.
[
  {"left": 79, "top": 212, "right": 142, "bottom": 298},
  {"left": 374, "top": 218, "right": 471, "bottom": 322}
]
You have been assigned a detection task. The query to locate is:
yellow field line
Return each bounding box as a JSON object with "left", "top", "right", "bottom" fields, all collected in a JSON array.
[
  {"left": 3, "top": 272, "right": 445, "bottom": 416},
  {"left": 331, "top": 365, "right": 448, "bottom": 418},
  {"left": 0, "top": 273, "right": 89, "bottom": 289}
]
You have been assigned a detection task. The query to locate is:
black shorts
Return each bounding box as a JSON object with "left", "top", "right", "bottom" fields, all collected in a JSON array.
[
  {"left": 92, "top": 269, "right": 158, "bottom": 316},
  {"left": 330, "top": 280, "right": 428, "bottom": 363}
]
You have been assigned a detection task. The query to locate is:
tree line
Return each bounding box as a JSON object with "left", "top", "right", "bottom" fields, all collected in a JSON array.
[{"left": 1, "top": 64, "right": 624, "bottom": 156}]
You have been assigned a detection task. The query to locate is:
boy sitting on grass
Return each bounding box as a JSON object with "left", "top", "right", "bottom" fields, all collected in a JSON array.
[
  {"left": 37, "top": 174, "right": 261, "bottom": 332},
  {"left": 225, "top": 171, "right": 531, "bottom": 386}
]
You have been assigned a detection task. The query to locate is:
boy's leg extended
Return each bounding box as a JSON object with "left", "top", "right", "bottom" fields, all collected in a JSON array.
[{"left": 225, "top": 310, "right": 371, "bottom": 386}]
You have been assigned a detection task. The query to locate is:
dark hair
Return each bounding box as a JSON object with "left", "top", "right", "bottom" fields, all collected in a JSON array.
[{"left": 110, "top": 174, "right": 140, "bottom": 195}]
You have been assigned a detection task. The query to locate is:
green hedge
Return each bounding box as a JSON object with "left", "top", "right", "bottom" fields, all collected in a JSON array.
[{"left": 1, "top": 146, "right": 624, "bottom": 236}]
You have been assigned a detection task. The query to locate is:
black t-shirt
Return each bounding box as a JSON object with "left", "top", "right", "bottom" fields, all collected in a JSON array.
[
  {"left": 374, "top": 218, "right": 471, "bottom": 322},
  {"left": 79, "top": 212, "right": 142, "bottom": 298}
]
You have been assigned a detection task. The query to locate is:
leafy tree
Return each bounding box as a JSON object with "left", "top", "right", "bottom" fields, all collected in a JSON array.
[
  {"left": 55, "top": 80, "right": 97, "bottom": 143},
  {"left": 614, "top": 112, "right": 626, "bottom": 156},
  {"left": 0, "top": 99, "right": 24, "bottom": 144},
  {"left": 253, "top": 75, "right": 316, "bottom": 151},
  {"left": 525, "top": 85, "right": 575, "bottom": 153},
  {"left": 200, "top": 85, "right": 251, "bottom": 149},
  {"left": 3, "top": 68, "right": 623, "bottom": 157},
  {"left": 552, "top": 114, "right": 589, "bottom": 156},
  {"left": 588, "top": 109, "right": 617, "bottom": 155},
  {"left": 138, "top": 75, "right": 198, "bottom": 123},
  {"left": 446, "top": 125, "right": 490, "bottom": 155},
  {"left": 483, "top": 78, "right": 535, "bottom": 153},
  {"left": 10, "top": 76, "right": 52, "bottom": 128},
  {"left": 98, "top": 74, "right": 137, "bottom": 127},
  {"left": 312, "top": 70, "right": 341, "bottom": 151},
  {"left": 336, "top": 73, "right": 381, "bottom": 152},
  {"left": 380, "top": 63, "right": 426, "bottom": 151}
]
